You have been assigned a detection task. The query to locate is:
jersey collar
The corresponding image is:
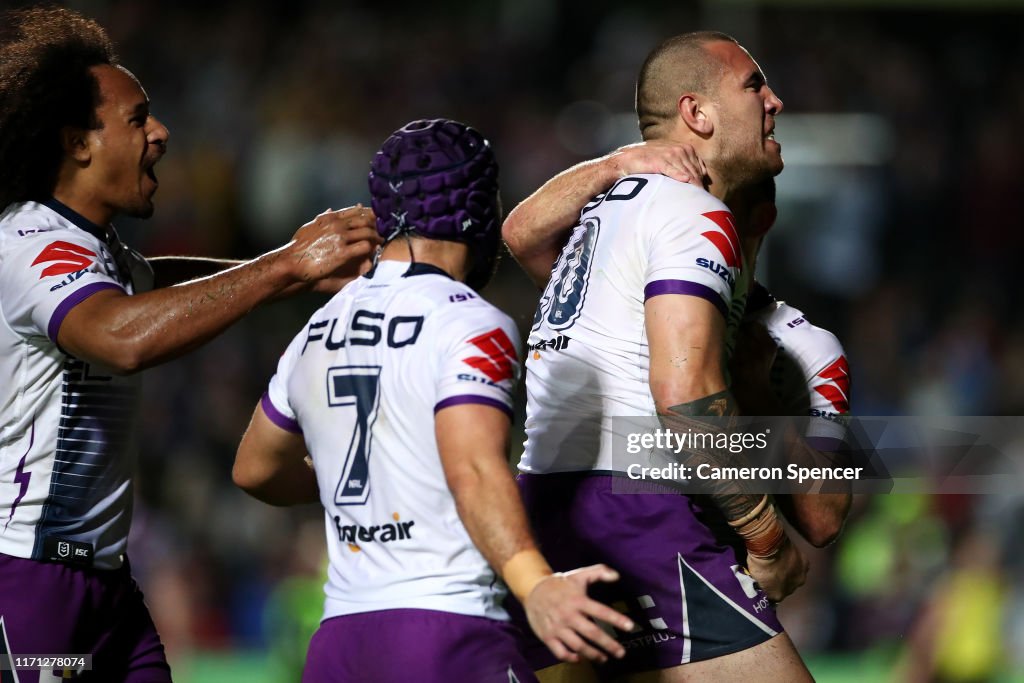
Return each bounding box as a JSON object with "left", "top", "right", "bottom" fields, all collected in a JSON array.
[
  {"left": 41, "top": 198, "right": 108, "bottom": 242},
  {"left": 363, "top": 260, "right": 455, "bottom": 281}
]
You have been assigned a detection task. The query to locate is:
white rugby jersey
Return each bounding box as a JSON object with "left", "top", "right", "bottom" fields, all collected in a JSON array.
[
  {"left": 745, "top": 283, "right": 850, "bottom": 450},
  {"left": 263, "top": 260, "right": 522, "bottom": 622},
  {"left": 519, "top": 175, "right": 749, "bottom": 474},
  {"left": 0, "top": 200, "right": 152, "bottom": 570}
]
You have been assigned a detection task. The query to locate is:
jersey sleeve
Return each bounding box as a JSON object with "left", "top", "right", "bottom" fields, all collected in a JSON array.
[
  {"left": 433, "top": 301, "right": 522, "bottom": 420},
  {"left": 261, "top": 328, "right": 308, "bottom": 434},
  {"left": 803, "top": 350, "right": 850, "bottom": 452},
  {"left": 642, "top": 182, "right": 742, "bottom": 319},
  {"left": 0, "top": 231, "right": 126, "bottom": 342}
]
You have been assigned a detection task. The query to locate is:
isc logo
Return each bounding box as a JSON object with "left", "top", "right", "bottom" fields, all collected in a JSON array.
[{"left": 302, "top": 309, "right": 425, "bottom": 354}]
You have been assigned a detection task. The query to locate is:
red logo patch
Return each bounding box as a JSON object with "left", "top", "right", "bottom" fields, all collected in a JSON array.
[
  {"left": 31, "top": 241, "right": 97, "bottom": 279},
  {"left": 814, "top": 356, "right": 850, "bottom": 413},
  {"left": 462, "top": 328, "right": 518, "bottom": 383},
  {"left": 700, "top": 211, "right": 741, "bottom": 268}
]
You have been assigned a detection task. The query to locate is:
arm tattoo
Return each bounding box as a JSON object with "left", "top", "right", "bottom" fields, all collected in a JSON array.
[
  {"left": 667, "top": 390, "right": 739, "bottom": 418},
  {"left": 661, "top": 389, "right": 764, "bottom": 524}
]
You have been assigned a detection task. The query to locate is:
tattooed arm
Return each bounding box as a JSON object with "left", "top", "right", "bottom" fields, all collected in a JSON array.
[{"left": 646, "top": 293, "right": 807, "bottom": 601}]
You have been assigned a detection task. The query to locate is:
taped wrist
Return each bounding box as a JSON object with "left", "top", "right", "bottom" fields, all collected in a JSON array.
[
  {"left": 729, "top": 495, "right": 785, "bottom": 559},
  {"left": 501, "top": 549, "right": 553, "bottom": 603}
]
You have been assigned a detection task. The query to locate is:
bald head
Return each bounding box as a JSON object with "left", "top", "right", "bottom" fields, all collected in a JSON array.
[{"left": 635, "top": 31, "right": 738, "bottom": 140}]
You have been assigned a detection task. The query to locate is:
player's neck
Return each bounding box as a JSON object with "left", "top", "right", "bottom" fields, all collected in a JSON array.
[
  {"left": 379, "top": 237, "right": 469, "bottom": 282},
  {"left": 703, "top": 168, "right": 735, "bottom": 203},
  {"left": 742, "top": 235, "right": 762, "bottom": 292},
  {"left": 655, "top": 127, "right": 736, "bottom": 202},
  {"left": 52, "top": 180, "right": 114, "bottom": 227},
  {"left": 702, "top": 161, "right": 753, "bottom": 206}
]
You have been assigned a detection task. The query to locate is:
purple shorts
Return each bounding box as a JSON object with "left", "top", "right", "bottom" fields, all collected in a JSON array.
[
  {"left": 0, "top": 554, "right": 170, "bottom": 683},
  {"left": 512, "top": 473, "right": 783, "bottom": 676},
  {"left": 302, "top": 608, "right": 538, "bottom": 683}
]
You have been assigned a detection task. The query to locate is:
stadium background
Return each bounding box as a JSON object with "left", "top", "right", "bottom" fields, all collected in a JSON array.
[{"left": 15, "top": 0, "right": 1024, "bottom": 680}]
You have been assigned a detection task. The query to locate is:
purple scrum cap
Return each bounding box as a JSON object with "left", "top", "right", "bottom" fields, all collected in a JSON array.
[{"left": 368, "top": 118, "right": 501, "bottom": 290}]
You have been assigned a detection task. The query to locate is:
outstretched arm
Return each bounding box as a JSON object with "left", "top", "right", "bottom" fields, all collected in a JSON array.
[
  {"left": 503, "top": 141, "right": 706, "bottom": 287},
  {"left": 57, "top": 206, "right": 378, "bottom": 374},
  {"left": 149, "top": 256, "right": 242, "bottom": 289},
  {"left": 436, "top": 403, "right": 634, "bottom": 664}
]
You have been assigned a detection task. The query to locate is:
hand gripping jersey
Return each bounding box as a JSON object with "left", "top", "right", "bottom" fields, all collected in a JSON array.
[
  {"left": 519, "top": 175, "right": 749, "bottom": 474},
  {"left": 263, "top": 261, "right": 522, "bottom": 621},
  {"left": 745, "top": 283, "right": 850, "bottom": 450},
  {"left": 0, "top": 200, "right": 152, "bottom": 570}
]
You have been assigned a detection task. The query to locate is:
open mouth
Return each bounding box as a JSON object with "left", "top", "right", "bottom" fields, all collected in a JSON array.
[{"left": 144, "top": 165, "right": 158, "bottom": 184}]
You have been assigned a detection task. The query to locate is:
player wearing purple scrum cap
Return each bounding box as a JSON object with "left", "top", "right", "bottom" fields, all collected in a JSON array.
[
  {"left": 233, "top": 119, "right": 633, "bottom": 682},
  {"left": 368, "top": 118, "right": 503, "bottom": 292}
]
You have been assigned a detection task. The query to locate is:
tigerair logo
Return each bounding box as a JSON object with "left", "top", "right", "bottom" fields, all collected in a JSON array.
[
  {"left": 31, "top": 241, "right": 97, "bottom": 279},
  {"left": 462, "top": 328, "right": 518, "bottom": 383},
  {"left": 333, "top": 512, "right": 415, "bottom": 552},
  {"left": 814, "top": 356, "right": 851, "bottom": 413},
  {"left": 529, "top": 334, "right": 569, "bottom": 360}
]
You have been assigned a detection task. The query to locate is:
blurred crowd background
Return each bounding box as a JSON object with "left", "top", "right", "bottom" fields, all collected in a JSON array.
[{"left": 13, "top": 0, "right": 1024, "bottom": 680}]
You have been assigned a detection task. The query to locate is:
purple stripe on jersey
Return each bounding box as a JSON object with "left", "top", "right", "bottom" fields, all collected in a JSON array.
[
  {"left": 644, "top": 279, "right": 728, "bottom": 318},
  {"left": 805, "top": 435, "right": 845, "bottom": 452},
  {"left": 261, "top": 392, "right": 302, "bottom": 434},
  {"left": 5, "top": 420, "right": 34, "bottom": 531},
  {"left": 434, "top": 395, "right": 513, "bottom": 420},
  {"left": 47, "top": 282, "right": 125, "bottom": 342}
]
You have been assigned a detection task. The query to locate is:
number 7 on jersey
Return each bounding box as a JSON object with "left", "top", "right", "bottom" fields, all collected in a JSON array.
[{"left": 327, "top": 365, "right": 382, "bottom": 506}]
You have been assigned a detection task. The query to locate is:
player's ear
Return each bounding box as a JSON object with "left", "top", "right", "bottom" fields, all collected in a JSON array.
[
  {"left": 678, "top": 94, "right": 713, "bottom": 136},
  {"left": 60, "top": 126, "right": 92, "bottom": 164}
]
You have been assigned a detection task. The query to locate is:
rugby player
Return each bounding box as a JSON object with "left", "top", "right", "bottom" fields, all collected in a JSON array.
[
  {"left": 504, "top": 32, "right": 814, "bottom": 681},
  {"left": 509, "top": 161, "right": 853, "bottom": 548},
  {"left": 233, "top": 119, "right": 634, "bottom": 682},
  {"left": 0, "top": 8, "right": 377, "bottom": 681}
]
